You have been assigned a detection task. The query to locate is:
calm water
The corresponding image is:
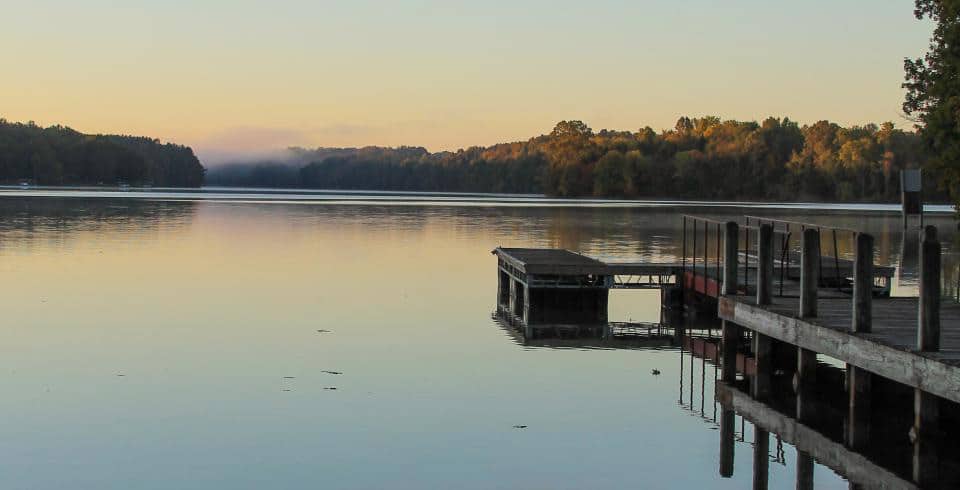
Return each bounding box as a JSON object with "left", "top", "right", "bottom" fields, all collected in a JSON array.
[{"left": 0, "top": 192, "right": 955, "bottom": 489}]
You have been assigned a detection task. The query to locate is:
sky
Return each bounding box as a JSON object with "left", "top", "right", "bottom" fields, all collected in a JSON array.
[{"left": 0, "top": 0, "right": 935, "bottom": 163}]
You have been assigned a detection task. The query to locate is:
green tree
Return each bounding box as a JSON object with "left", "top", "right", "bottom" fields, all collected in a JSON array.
[{"left": 904, "top": 0, "right": 960, "bottom": 206}]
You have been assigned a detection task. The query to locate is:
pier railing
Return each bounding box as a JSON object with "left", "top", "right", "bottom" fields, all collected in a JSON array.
[
  {"left": 681, "top": 215, "right": 894, "bottom": 299},
  {"left": 744, "top": 215, "right": 872, "bottom": 294},
  {"left": 681, "top": 215, "right": 760, "bottom": 295}
]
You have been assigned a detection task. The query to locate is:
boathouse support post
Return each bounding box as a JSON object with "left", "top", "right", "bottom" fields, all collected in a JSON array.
[
  {"left": 852, "top": 233, "right": 874, "bottom": 333},
  {"left": 752, "top": 427, "right": 769, "bottom": 490},
  {"left": 800, "top": 228, "right": 819, "bottom": 318},
  {"left": 721, "top": 222, "right": 740, "bottom": 384},
  {"left": 914, "top": 225, "right": 940, "bottom": 486},
  {"left": 757, "top": 224, "right": 773, "bottom": 305},
  {"left": 719, "top": 408, "right": 735, "bottom": 478}
]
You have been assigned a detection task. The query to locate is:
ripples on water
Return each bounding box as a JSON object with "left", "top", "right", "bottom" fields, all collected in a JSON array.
[{"left": 0, "top": 190, "right": 955, "bottom": 489}]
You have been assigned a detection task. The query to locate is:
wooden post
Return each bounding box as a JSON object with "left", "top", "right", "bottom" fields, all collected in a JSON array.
[
  {"left": 719, "top": 408, "right": 735, "bottom": 478},
  {"left": 914, "top": 223, "right": 940, "bottom": 489},
  {"left": 757, "top": 224, "right": 773, "bottom": 305},
  {"left": 520, "top": 283, "right": 529, "bottom": 323},
  {"left": 852, "top": 233, "right": 874, "bottom": 333},
  {"left": 919, "top": 225, "right": 940, "bottom": 352},
  {"left": 721, "top": 221, "right": 740, "bottom": 384},
  {"left": 800, "top": 228, "right": 819, "bottom": 318},
  {"left": 847, "top": 365, "right": 871, "bottom": 450},
  {"left": 752, "top": 333, "right": 772, "bottom": 399},
  {"left": 795, "top": 348, "right": 817, "bottom": 424},
  {"left": 796, "top": 450, "right": 814, "bottom": 490},
  {"left": 753, "top": 427, "right": 769, "bottom": 490},
  {"left": 913, "top": 390, "right": 940, "bottom": 486}
]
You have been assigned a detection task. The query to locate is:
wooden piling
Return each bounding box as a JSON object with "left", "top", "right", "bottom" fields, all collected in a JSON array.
[
  {"left": 852, "top": 233, "right": 873, "bottom": 333},
  {"left": 918, "top": 226, "right": 940, "bottom": 352},
  {"left": 913, "top": 390, "right": 940, "bottom": 486},
  {"left": 757, "top": 224, "right": 773, "bottom": 305},
  {"left": 752, "top": 333, "right": 772, "bottom": 399},
  {"left": 721, "top": 221, "right": 740, "bottom": 383},
  {"left": 847, "top": 365, "right": 871, "bottom": 450},
  {"left": 796, "top": 450, "right": 814, "bottom": 490},
  {"left": 795, "top": 348, "right": 817, "bottom": 424},
  {"left": 720, "top": 408, "right": 735, "bottom": 478},
  {"left": 800, "top": 228, "right": 819, "bottom": 318},
  {"left": 753, "top": 427, "right": 769, "bottom": 490}
]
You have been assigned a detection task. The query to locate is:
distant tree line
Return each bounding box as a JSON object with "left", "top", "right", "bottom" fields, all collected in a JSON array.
[
  {"left": 0, "top": 119, "right": 204, "bottom": 186},
  {"left": 208, "top": 117, "right": 943, "bottom": 202}
]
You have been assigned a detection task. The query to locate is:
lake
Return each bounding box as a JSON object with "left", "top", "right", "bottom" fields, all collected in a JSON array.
[{"left": 0, "top": 190, "right": 955, "bottom": 489}]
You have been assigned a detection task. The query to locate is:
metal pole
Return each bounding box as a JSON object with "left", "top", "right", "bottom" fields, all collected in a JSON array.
[
  {"left": 682, "top": 216, "right": 687, "bottom": 278},
  {"left": 757, "top": 224, "right": 773, "bottom": 305},
  {"left": 832, "top": 230, "right": 841, "bottom": 290},
  {"left": 716, "top": 222, "right": 721, "bottom": 290}
]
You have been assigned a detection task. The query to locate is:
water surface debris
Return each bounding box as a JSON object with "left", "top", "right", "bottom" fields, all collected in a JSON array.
[
  {"left": 513, "top": 425, "right": 527, "bottom": 429},
  {"left": 324, "top": 387, "right": 338, "bottom": 390},
  {"left": 282, "top": 376, "right": 296, "bottom": 379},
  {"left": 317, "top": 329, "right": 332, "bottom": 333},
  {"left": 321, "top": 371, "right": 342, "bottom": 375}
]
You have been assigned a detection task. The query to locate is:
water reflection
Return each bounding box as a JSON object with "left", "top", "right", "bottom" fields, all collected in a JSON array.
[
  {"left": 0, "top": 193, "right": 954, "bottom": 489},
  {"left": 495, "top": 304, "right": 960, "bottom": 489}
]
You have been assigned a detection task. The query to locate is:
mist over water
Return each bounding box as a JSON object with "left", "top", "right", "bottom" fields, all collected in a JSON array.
[{"left": 0, "top": 192, "right": 953, "bottom": 489}]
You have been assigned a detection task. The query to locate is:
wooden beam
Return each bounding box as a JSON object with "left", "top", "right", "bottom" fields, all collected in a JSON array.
[{"left": 718, "top": 297, "right": 960, "bottom": 404}]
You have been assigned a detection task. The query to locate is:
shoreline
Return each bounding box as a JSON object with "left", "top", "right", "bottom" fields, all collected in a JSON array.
[{"left": 0, "top": 186, "right": 953, "bottom": 213}]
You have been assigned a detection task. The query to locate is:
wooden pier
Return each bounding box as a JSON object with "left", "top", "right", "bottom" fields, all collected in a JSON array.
[{"left": 492, "top": 214, "right": 957, "bottom": 487}]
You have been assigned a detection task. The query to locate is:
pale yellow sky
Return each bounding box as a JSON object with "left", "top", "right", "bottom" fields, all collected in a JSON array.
[{"left": 0, "top": 0, "right": 933, "bottom": 163}]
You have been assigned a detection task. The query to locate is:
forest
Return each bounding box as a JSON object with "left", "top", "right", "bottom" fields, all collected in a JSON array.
[
  {"left": 0, "top": 119, "right": 205, "bottom": 187},
  {"left": 209, "top": 117, "right": 943, "bottom": 202}
]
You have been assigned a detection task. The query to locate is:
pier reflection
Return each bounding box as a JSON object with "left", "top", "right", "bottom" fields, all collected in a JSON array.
[{"left": 493, "top": 309, "right": 960, "bottom": 489}]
